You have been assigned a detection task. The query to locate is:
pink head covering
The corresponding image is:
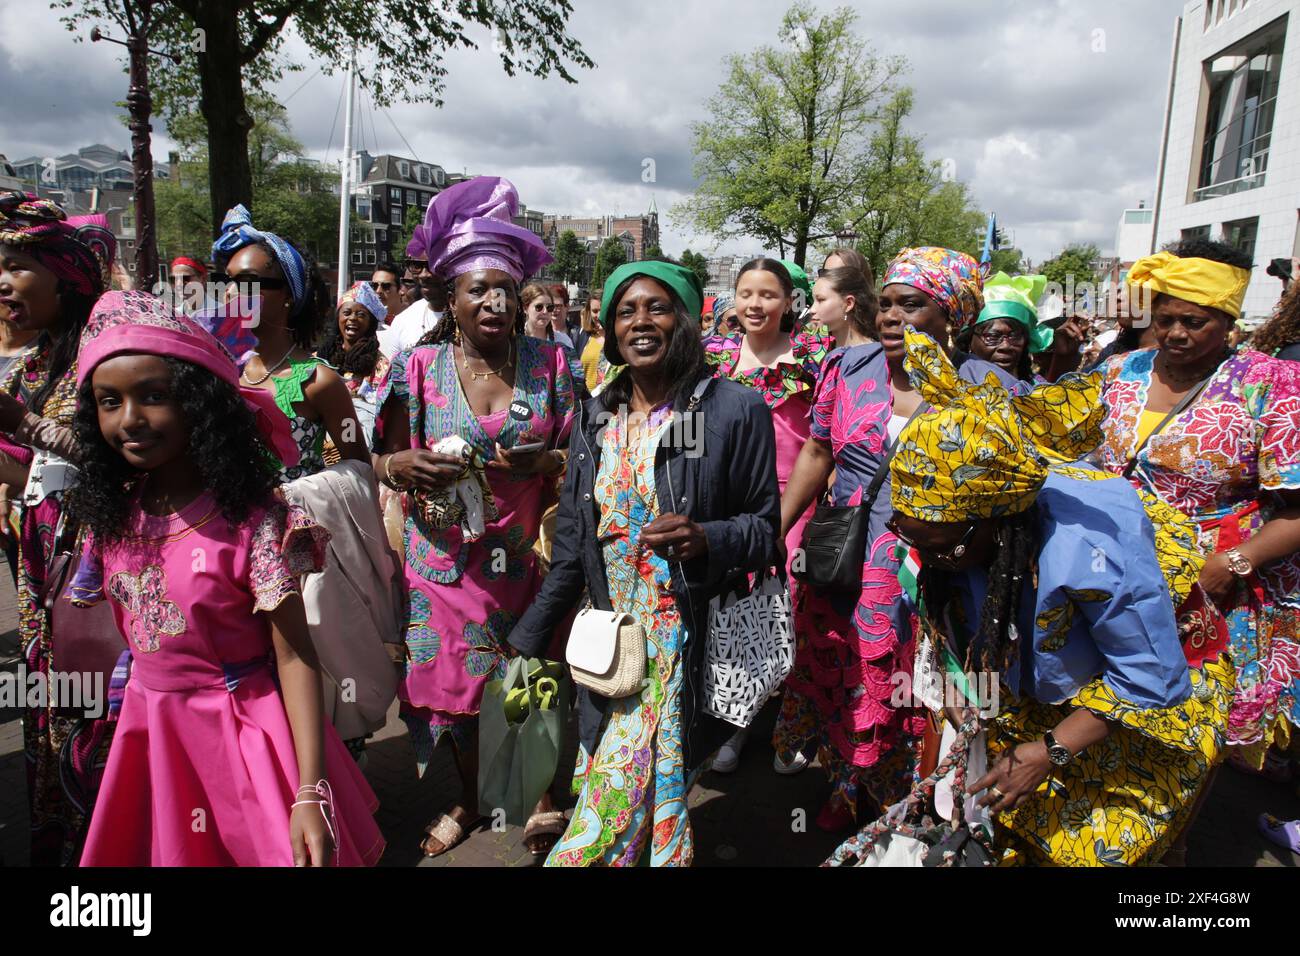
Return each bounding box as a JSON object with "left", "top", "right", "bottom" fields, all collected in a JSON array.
[
  {"left": 66, "top": 213, "right": 117, "bottom": 289},
  {"left": 422, "top": 176, "right": 552, "bottom": 283},
  {"left": 76, "top": 291, "right": 299, "bottom": 468}
]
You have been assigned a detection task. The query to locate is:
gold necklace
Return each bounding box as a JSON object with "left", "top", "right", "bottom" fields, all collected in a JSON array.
[{"left": 459, "top": 341, "right": 513, "bottom": 382}]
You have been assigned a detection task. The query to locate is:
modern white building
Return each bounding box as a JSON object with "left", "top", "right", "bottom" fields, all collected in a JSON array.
[{"left": 1151, "top": 0, "right": 1297, "bottom": 320}]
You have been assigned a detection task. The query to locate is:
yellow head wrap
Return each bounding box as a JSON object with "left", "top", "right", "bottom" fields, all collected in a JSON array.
[
  {"left": 1126, "top": 251, "right": 1250, "bottom": 320},
  {"left": 890, "top": 327, "right": 1104, "bottom": 522}
]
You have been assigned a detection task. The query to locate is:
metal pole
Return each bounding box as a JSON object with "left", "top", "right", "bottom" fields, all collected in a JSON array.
[
  {"left": 127, "top": 30, "right": 159, "bottom": 285},
  {"left": 336, "top": 51, "right": 356, "bottom": 300}
]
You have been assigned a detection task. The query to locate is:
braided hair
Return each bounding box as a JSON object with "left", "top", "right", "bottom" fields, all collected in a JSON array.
[
  {"left": 317, "top": 305, "right": 382, "bottom": 378},
  {"left": 918, "top": 506, "right": 1040, "bottom": 675}
]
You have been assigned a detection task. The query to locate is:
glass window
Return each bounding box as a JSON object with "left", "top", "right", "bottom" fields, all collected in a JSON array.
[
  {"left": 356, "top": 195, "right": 371, "bottom": 221},
  {"left": 390, "top": 187, "right": 401, "bottom": 202},
  {"left": 366, "top": 249, "right": 376, "bottom": 265},
  {"left": 1194, "top": 20, "right": 1285, "bottom": 201},
  {"left": 1181, "top": 224, "right": 1211, "bottom": 241},
  {"left": 406, "top": 189, "right": 416, "bottom": 206},
  {"left": 391, "top": 205, "right": 403, "bottom": 225},
  {"left": 1222, "top": 217, "right": 1258, "bottom": 261},
  {"left": 416, "top": 165, "right": 431, "bottom": 185},
  {"left": 352, "top": 249, "right": 363, "bottom": 264},
  {"left": 397, "top": 160, "right": 410, "bottom": 178}
]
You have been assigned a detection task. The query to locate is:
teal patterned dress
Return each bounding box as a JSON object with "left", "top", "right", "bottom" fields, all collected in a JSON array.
[{"left": 546, "top": 404, "right": 693, "bottom": 867}]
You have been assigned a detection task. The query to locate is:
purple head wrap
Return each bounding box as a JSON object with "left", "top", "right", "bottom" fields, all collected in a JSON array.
[{"left": 422, "top": 177, "right": 552, "bottom": 283}]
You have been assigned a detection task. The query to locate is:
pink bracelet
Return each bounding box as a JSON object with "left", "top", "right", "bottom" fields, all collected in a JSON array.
[{"left": 290, "top": 779, "right": 338, "bottom": 863}]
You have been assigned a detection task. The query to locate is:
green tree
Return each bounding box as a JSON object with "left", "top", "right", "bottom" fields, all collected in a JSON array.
[
  {"left": 675, "top": 2, "right": 906, "bottom": 267},
  {"left": 552, "top": 229, "right": 584, "bottom": 282},
  {"left": 591, "top": 237, "right": 628, "bottom": 290},
  {"left": 679, "top": 249, "right": 711, "bottom": 289},
  {"left": 59, "top": 0, "right": 593, "bottom": 237},
  {"left": 154, "top": 93, "right": 348, "bottom": 264},
  {"left": 392, "top": 203, "right": 422, "bottom": 262},
  {"left": 823, "top": 89, "right": 985, "bottom": 281},
  {"left": 643, "top": 242, "right": 664, "bottom": 260},
  {"left": 1040, "top": 244, "right": 1101, "bottom": 309}
]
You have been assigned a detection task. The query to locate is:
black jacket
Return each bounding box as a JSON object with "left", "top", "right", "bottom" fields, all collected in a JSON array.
[{"left": 509, "top": 375, "right": 780, "bottom": 768}]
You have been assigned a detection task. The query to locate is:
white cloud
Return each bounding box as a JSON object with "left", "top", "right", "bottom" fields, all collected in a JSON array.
[{"left": 0, "top": 0, "right": 1192, "bottom": 263}]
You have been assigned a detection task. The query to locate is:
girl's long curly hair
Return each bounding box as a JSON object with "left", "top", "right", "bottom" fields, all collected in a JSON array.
[
  {"left": 317, "top": 305, "right": 381, "bottom": 378},
  {"left": 1253, "top": 279, "right": 1300, "bottom": 358},
  {"left": 66, "top": 357, "right": 279, "bottom": 543}
]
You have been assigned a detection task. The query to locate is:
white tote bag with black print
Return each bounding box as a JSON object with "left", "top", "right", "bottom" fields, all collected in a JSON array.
[{"left": 703, "top": 569, "right": 794, "bottom": 728}]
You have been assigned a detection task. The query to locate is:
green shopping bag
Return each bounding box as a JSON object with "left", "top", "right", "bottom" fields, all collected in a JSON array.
[{"left": 478, "top": 656, "right": 568, "bottom": 827}]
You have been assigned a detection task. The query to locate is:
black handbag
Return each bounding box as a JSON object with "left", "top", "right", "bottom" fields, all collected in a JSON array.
[{"left": 794, "top": 406, "right": 922, "bottom": 593}]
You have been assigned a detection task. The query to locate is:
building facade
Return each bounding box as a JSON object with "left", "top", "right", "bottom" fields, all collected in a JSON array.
[
  {"left": 1151, "top": 0, "right": 1298, "bottom": 320},
  {"left": 542, "top": 203, "right": 659, "bottom": 262},
  {"left": 10, "top": 144, "right": 170, "bottom": 194},
  {"left": 345, "top": 151, "right": 450, "bottom": 284}
]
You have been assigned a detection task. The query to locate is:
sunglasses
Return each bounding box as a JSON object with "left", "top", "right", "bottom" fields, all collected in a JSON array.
[
  {"left": 213, "top": 272, "right": 288, "bottom": 290},
  {"left": 887, "top": 517, "right": 977, "bottom": 565},
  {"left": 974, "top": 329, "right": 1027, "bottom": 347},
  {"left": 370, "top": 280, "right": 397, "bottom": 292}
]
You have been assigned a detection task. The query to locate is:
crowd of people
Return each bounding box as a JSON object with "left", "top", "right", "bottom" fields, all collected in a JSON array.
[{"left": 1, "top": 176, "right": 1298, "bottom": 867}]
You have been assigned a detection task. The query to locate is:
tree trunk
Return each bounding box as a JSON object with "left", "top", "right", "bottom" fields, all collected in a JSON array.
[{"left": 195, "top": 6, "right": 253, "bottom": 238}]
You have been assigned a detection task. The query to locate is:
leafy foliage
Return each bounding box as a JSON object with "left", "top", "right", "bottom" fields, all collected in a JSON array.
[
  {"left": 551, "top": 229, "right": 585, "bottom": 282},
  {"left": 591, "top": 236, "right": 628, "bottom": 290},
  {"left": 59, "top": 0, "right": 593, "bottom": 235},
  {"left": 154, "top": 94, "right": 346, "bottom": 262},
  {"left": 679, "top": 249, "right": 711, "bottom": 288}
]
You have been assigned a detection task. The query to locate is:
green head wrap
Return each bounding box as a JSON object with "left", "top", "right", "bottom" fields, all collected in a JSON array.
[
  {"left": 975, "top": 272, "right": 1054, "bottom": 353},
  {"left": 778, "top": 259, "right": 813, "bottom": 305},
  {"left": 600, "top": 260, "right": 704, "bottom": 366}
]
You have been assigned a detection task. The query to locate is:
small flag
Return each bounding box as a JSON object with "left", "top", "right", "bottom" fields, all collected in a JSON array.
[{"left": 980, "top": 212, "right": 997, "bottom": 265}]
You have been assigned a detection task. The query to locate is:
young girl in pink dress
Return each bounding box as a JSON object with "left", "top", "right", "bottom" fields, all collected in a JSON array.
[{"left": 66, "top": 291, "right": 384, "bottom": 866}]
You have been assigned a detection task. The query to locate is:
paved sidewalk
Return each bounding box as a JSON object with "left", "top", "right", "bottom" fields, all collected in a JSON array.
[{"left": 2, "top": 554, "right": 1297, "bottom": 867}]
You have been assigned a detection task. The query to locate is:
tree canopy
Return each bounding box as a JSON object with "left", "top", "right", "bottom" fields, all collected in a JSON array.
[
  {"left": 59, "top": 0, "right": 593, "bottom": 243},
  {"left": 591, "top": 236, "right": 628, "bottom": 290}
]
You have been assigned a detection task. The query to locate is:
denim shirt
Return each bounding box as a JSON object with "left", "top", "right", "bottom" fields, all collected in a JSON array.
[{"left": 954, "top": 467, "right": 1192, "bottom": 708}]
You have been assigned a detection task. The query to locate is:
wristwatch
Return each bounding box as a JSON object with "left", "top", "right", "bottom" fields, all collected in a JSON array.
[
  {"left": 1224, "top": 547, "right": 1253, "bottom": 577},
  {"left": 1043, "top": 731, "right": 1073, "bottom": 767}
]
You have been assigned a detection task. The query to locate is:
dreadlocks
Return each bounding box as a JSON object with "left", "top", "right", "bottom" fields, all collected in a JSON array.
[{"left": 919, "top": 506, "right": 1040, "bottom": 675}]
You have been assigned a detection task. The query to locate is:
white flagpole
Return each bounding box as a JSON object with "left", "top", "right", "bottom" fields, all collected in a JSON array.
[{"left": 336, "top": 50, "right": 356, "bottom": 300}]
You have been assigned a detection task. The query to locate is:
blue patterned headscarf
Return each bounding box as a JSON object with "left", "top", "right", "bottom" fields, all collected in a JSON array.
[
  {"left": 211, "top": 204, "right": 309, "bottom": 316},
  {"left": 338, "top": 280, "right": 387, "bottom": 324}
]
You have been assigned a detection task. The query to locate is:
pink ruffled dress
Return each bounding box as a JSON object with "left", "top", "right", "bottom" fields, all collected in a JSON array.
[{"left": 79, "top": 492, "right": 385, "bottom": 866}]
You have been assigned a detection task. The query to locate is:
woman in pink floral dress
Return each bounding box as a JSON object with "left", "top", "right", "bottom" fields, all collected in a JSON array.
[{"left": 1095, "top": 239, "right": 1300, "bottom": 769}]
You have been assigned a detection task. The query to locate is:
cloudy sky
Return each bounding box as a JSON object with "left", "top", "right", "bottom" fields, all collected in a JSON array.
[{"left": 0, "top": 0, "right": 1190, "bottom": 263}]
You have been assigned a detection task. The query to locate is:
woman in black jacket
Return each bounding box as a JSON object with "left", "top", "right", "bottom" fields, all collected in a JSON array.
[{"left": 509, "top": 261, "right": 780, "bottom": 866}]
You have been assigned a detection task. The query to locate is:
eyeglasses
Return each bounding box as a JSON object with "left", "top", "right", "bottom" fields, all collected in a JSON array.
[
  {"left": 370, "top": 280, "right": 396, "bottom": 292},
  {"left": 886, "top": 517, "right": 977, "bottom": 565},
  {"left": 213, "top": 272, "right": 288, "bottom": 290},
  {"left": 974, "top": 328, "right": 1026, "bottom": 347}
]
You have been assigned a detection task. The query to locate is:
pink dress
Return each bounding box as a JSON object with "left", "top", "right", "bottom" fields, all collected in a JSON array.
[
  {"left": 377, "top": 336, "right": 574, "bottom": 771},
  {"left": 705, "top": 328, "right": 831, "bottom": 572},
  {"left": 79, "top": 493, "right": 385, "bottom": 866}
]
